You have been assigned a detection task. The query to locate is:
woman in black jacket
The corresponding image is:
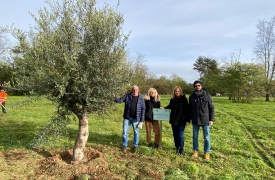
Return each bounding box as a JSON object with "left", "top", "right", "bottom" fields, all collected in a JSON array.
[
  {"left": 144, "top": 88, "right": 161, "bottom": 148},
  {"left": 165, "top": 86, "right": 189, "bottom": 155}
]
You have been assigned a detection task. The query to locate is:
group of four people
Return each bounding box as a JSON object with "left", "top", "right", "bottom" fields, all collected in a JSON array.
[{"left": 114, "top": 80, "right": 215, "bottom": 160}]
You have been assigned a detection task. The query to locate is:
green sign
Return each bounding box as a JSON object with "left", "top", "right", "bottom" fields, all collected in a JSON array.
[{"left": 153, "top": 108, "right": 170, "bottom": 121}]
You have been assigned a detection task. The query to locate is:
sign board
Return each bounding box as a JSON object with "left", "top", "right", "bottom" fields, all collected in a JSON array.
[{"left": 153, "top": 108, "right": 170, "bottom": 121}]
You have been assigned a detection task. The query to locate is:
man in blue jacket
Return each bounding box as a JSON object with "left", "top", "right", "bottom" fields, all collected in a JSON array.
[
  {"left": 187, "top": 80, "right": 215, "bottom": 160},
  {"left": 114, "top": 85, "right": 145, "bottom": 153}
]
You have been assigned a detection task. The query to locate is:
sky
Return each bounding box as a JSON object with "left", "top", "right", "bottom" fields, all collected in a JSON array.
[{"left": 1, "top": 0, "right": 275, "bottom": 83}]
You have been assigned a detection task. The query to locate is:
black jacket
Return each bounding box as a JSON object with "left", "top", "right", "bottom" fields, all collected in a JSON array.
[
  {"left": 145, "top": 97, "right": 161, "bottom": 121},
  {"left": 189, "top": 89, "right": 215, "bottom": 125},
  {"left": 165, "top": 95, "right": 189, "bottom": 125}
]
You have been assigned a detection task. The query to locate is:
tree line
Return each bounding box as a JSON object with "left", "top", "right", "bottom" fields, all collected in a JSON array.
[{"left": 0, "top": 0, "right": 275, "bottom": 162}]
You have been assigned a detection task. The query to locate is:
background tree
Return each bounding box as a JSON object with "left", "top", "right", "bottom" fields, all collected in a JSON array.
[
  {"left": 0, "top": 61, "right": 13, "bottom": 86},
  {"left": 0, "top": 28, "right": 14, "bottom": 89},
  {"left": 253, "top": 16, "right": 275, "bottom": 101},
  {"left": 169, "top": 74, "right": 190, "bottom": 93},
  {"left": 0, "top": 29, "right": 10, "bottom": 58},
  {"left": 193, "top": 56, "right": 220, "bottom": 94},
  {"left": 153, "top": 76, "right": 171, "bottom": 95},
  {"left": 221, "top": 62, "right": 265, "bottom": 102},
  {"left": 128, "top": 53, "right": 150, "bottom": 94},
  {"left": 8, "top": 0, "right": 130, "bottom": 162}
]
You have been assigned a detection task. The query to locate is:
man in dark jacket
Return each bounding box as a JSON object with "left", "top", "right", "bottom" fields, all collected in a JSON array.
[
  {"left": 114, "top": 85, "right": 145, "bottom": 153},
  {"left": 187, "top": 80, "right": 215, "bottom": 160}
]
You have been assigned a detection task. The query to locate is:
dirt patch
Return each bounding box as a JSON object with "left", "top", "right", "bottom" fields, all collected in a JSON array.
[
  {"left": 0, "top": 147, "right": 166, "bottom": 179},
  {"left": 36, "top": 147, "right": 122, "bottom": 180}
]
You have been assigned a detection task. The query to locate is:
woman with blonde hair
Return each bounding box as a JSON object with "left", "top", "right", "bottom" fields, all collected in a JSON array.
[
  {"left": 165, "top": 86, "right": 189, "bottom": 155},
  {"left": 144, "top": 88, "right": 161, "bottom": 148}
]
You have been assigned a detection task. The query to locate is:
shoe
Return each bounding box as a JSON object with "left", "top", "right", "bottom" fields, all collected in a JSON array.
[
  {"left": 192, "top": 150, "right": 198, "bottom": 158},
  {"left": 148, "top": 143, "right": 153, "bottom": 147},
  {"left": 178, "top": 148, "right": 184, "bottom": 155},
  {"left": 132, "top": 146, "right": 137, "bottom": 153},
  {"left": 176, "top": 147, "right": 179, "bottom": 154},
  {"left": 154, "top": 143, "right": 159, "bottom": 148},
  {"left": 121, "top": 146, "right": 127, "bottom": 153},
  {"left": 204, "top": 153, "right": 210, "bottom": 160}
]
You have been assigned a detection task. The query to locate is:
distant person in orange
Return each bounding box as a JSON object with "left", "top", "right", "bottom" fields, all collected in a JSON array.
[{"left": 0, "top": 86, "right": 7, "bottom": 114}]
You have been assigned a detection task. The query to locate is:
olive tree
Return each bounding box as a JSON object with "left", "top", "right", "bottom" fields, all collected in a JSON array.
[{"left": 9, "top": 0, "right": 130, "bottom": 161}]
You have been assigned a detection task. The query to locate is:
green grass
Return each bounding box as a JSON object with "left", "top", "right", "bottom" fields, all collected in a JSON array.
[{"left": 0, "top": 95, "right": 274, "bottom": 179}]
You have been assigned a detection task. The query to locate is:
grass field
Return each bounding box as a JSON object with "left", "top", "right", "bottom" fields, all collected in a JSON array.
[{"left": 0, "top": 95, "right": 274, "bottom": 179}]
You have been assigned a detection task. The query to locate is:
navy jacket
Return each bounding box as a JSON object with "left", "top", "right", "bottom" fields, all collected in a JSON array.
[
  {"left": 115, "top": 92, "right": 145, "bottom": 122},
  {"left": 189, "top": 89, "right": 215, "bottom": 125}
]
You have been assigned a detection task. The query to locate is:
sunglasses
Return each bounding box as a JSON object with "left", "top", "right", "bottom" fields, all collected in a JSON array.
[{"left": 194, "top": 85, "right": 201, "bottom": 87}]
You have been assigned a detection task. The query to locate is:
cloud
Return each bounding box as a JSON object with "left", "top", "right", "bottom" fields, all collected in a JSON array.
[{"left": 1, "top": 0, "right": 275, "bottom": 83}]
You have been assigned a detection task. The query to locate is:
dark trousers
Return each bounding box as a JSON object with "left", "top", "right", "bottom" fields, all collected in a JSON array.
[{"left": 171, "top": 125, "right": 185, "bottom": 148}]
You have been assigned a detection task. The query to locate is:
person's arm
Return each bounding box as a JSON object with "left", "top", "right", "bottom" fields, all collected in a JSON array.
[
  {"left": 186, "top": 96, "right": 192, "bottom": 125},
  {"left": 165, "top": 99, "right": 172, "bottom": 109},
  {"left": 140, "top": 97, "right": 146, "bottom": 122},
  {"left": 114, "top": 94, "right": 127, "bottom": 103},
  {"left": 157, "top": 101, "right": 161, "bottom": 108},
  {"left": 182, "top": 95, "right": 191, "bottom": 123},
  {"left": 208, "top": 95, "right": 215, "bottom": 124}
]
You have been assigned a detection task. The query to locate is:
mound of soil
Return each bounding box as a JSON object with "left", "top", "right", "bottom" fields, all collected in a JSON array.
[{"left": 36, "top": 147, "right": 121, "bottom": 180}]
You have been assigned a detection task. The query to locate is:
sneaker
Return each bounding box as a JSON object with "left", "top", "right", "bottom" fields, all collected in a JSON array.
[
  {"left": 204, "top": 153, "right": 210, "bottom": 160},
  {"left": 192, "top": 150, "right": 198, "bottom": 158},
  {"left": 121, "top": 146, "right": 127, "bottom": 153},
  {"left": 148, "top": 143, "right": 153, "bottom": 147},
  {"left": 154, "top": 143, "right": 159, "bottom": 148}
]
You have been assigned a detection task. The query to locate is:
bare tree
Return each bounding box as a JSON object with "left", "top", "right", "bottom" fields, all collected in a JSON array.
[
  {"left": 0, "top": 29, "right": 10, "bottom": 60},
  {"left": 254, "top": 16, "right": 275, "bottom": 101}
]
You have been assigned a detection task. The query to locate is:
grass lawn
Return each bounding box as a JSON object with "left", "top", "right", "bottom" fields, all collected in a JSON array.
[{"left": 0, "top": 95, "right": 274, "bottom": 179}]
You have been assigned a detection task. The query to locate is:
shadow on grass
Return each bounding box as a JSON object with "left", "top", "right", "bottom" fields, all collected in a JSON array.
[{"left": 0, "top": 118, "right": 41, "bottom": 150}]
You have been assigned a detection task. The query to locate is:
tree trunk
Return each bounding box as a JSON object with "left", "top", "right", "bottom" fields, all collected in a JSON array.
[
  {"left": 265, "top": 93, "right": 270, "bottom": 101},
  {"left": 72, "top": 113, "right": 89, "bottom": 162}
]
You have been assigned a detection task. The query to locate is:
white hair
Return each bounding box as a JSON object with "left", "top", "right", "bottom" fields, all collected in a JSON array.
[{"left": 132, "top": 85, "right": 139, "bottom": 89}]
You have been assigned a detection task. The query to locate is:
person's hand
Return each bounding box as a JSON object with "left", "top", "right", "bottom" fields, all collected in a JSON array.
[
  {"left": 138, "top": 122, "right": 143, "bottom": 129},
  {"left": 160, "top": 107, "right": 164, "bottom": 109},
  {"left": 209, "top": 121, "right": 213, "bottom": 126}
]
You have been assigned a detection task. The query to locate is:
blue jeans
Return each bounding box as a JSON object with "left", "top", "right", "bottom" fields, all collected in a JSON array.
[
  {"left": 122, "top": 118, "right": 139, "bottom": 147},
  {"left": 192, "top": 124, "right": 210, "bottom": 153},
  {"left": 171, "top": 125, "right": 185, "bottom": 148}
]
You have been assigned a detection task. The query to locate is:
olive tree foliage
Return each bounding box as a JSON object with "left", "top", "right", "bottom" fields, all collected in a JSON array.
[
  {"left": 8, "top": 0, "right": 130, "bottom": 161},
  {"left": 220, "top": 62, "right": 265, "bottom": 103},
  {"left": 253, "top": 16, "right": 275, "bottom": 101}
]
